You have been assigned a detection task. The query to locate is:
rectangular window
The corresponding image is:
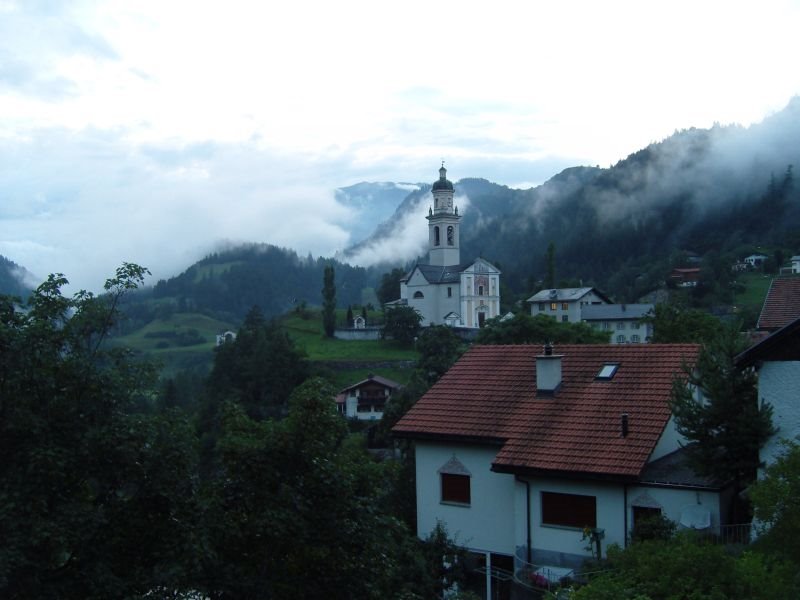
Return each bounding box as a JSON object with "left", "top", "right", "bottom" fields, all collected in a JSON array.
[
  {"left": 631, "top": 334, "right": 640, "bottom": 343},
  {"left": 616, "top": 322, "right": 625, "bottom": 330},
  {"left": 541, "top": 491, "right": 596, "bottom": 528},
  {"left": 561, "top": 302, "right": 569, "bottom": 310},
  {"left": 550, "top": 302, "right": 557, "bottom": 311},
  {"left": 447, "top": 287, "right": 452, "bottom": 297},
  {"left": 538, "top": 303, "right": 546, "bottom": 311},
  {"left": 602, "top": 322, "right": 610, "bottom": 330},
  {"left": 561, "top": 315, "right": 568, "bottom": 322},
  {"left": 617, "top": 334, "right": 626, "bottom": 343},
  {"left": 479, "top": 285, "right": 484, "bottom": 296},
  {"left": 441, "top": 473, "right": 471, "bottom": 505},
  {"left": 632, "top": 321, "right": 640, "bottom": 330}
]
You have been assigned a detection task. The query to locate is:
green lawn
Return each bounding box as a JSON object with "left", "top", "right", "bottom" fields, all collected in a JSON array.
[
  {"left": 732, "top": 272, "right": 773, "bottom": 312},
  {"left": 281, "top": 310, "right": 418, "bottom": 362},
  {"left": 112, "top": 312, "right": 235, "bottom": 376},
  {"left": 112, "top": 308, "right": 418, "bottom": 380}
]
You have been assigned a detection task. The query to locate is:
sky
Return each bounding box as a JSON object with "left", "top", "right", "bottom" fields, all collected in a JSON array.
[{"left": 2, "top": 0, "right": 800, "bottom": 292}]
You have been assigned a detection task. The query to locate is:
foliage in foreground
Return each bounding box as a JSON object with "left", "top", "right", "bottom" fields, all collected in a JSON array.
[
  {"left": 0, "top": 266, "right": 474, "bottom": 599},
  {"left": 750, "top": 439, "right": 800, "bottom": 565},
  {"left": 569, "top": 535, "right": 798, "bottom": 600},
  {"left": 0, "top": 265, "right": 200, "bottom": 598}
]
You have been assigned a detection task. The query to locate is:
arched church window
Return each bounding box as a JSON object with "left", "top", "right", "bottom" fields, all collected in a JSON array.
[
  {"left": 413, "top": 291, "right": 424, "bottom": 299},
  {"left": 447, "top": 226, "right": 454, "bottom": 245},
  {"left": 434, "top": 226, "right": 440, "bottom": 246}
]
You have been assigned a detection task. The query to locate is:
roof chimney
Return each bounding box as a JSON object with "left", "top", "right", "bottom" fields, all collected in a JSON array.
[
  {"left": 621, "top": 413, "right": 629, "bottom": 437},
  {"left": 536, "top": 343, "right": 563, "bottom": 394}
]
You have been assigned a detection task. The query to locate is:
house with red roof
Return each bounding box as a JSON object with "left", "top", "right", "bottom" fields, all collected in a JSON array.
[
  {"left": 756, "top": 276, "right": 800, "bottom": 332},
  {"left": 393, "top": 343, "right": 729, "bottom": 595},
  {"left": 669, "top": 267, "right": 701, "bottom": 287}
]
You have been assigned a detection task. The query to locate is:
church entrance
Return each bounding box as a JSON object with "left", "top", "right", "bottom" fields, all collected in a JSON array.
[{"left": 478, "top": 312, "right": 486, "bottom": 328}]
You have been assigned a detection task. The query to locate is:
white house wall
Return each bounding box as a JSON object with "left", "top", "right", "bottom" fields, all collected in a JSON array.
[
  {"left": 758, "top": 361, "right": 800, "bottom": 468},
  {"left": 516, "top": 476, "right": 626, "bottom": 566},
  {"left": 627, "top": 485, "right": 722, "bottom": 533},
  {"left": 648, "top": 415, "right": 686, "bottom": 462},
  {"left": 415, "top": 442, "right": 516, "bottom": 554},
  {"left": 515, "top": 476, "right": 719, "bottom": 567}
]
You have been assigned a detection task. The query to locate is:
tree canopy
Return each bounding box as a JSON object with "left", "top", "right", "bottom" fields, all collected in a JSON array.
[
  {"left": 382, "top": 305, "right": 423, "bottom": 345},
  {"left": 475, "top": 313, "right": 610, "bottom": 345},
  {"left": 0, "top": 264, "right": 200, "bottom": 598},
  {"left": 645, "top": 303, "right": 725, "bottom": 343}
]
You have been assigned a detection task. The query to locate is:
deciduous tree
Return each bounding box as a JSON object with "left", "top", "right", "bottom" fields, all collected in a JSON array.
[
  {"left": 0, "top": 265, "right": 200, "bottom": 598},
  {"left": 750, "top": 440, "right": 800, "bottom": 565},
  {"left": 382, "top": 305, "right": 423, "bottom": 345},
  {"left": 475, "top": 313, "right": 610, "bottom": 345}
]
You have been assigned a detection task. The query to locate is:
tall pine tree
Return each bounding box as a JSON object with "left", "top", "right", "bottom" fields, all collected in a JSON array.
[
  {"left": 322, "top": 264, "right": 336, "bottom": 337},
  {"left": 670, "top": 324, "right": 775, "bottom": 492}
]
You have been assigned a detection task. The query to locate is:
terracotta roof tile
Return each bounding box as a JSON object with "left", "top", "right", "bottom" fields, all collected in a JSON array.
[
  {"left": 757, "top": 276, "right": 800, "bottom": 331},
  {"left": 393, "top": 344, "right": 700, "bottom": 479}
]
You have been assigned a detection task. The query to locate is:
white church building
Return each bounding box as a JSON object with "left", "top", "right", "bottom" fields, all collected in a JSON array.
[{"left": 393, "top": 165, "right": 501, "bottom": 328}]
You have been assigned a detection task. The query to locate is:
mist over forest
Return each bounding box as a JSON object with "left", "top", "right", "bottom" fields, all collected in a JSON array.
[{"left": 4, "top": 97, "right": 800, "bottom": 318}]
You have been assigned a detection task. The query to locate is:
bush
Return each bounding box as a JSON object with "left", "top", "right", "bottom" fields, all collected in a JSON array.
[{"left": 630, "top": 513, "right": 676, "bottom": 543}]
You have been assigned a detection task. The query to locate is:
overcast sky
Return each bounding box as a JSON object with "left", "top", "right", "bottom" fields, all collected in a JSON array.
[{"left": 2, "top": 0, "right": 800, "bottom": 291}]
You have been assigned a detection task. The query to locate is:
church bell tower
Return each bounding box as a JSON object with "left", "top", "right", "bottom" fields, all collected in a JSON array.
[{"left": 427, "top": 163, "right": 461, "bottom": 266}]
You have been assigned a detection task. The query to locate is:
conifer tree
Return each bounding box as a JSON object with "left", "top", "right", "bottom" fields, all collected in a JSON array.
[
  {"left": 322, "top": 264, "right": 336, "bottom": 337},
  {"left": 670, "top": 324, "right": 775, "bottom": 491}
]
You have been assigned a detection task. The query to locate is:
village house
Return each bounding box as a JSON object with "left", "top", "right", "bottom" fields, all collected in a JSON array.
[
  {"left": 744, "top": 254, "right": 769, "bottom": 269},
  {"left": 334, "top": 374, "right": 403, "bottom": 421},
  {"left": 669, "top": 267, "right": 701, "bottom": 287},
  {"left": 580, "top": 303, "right": 654, "bottom": 344},
  {"left": 526, "top": 287, "right": 610, "bottom": 323},
  {"left": 393, "top": 343, "right": 729, "bottom": 598},
  {"left": 389, "top": 165, "right": 502, "bottom": 328},
  {"left": 791, "top": 255, "right": 800, "bottom": 273}
]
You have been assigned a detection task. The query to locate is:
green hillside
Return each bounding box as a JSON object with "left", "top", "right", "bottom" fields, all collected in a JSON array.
[{"left": 112, "top": 306, "right": 419, "bottom": 386}]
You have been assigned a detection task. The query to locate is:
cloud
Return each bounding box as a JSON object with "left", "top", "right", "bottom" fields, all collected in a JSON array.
[
  {"left": 342, "top": 192, "right": 472, "bottom": 268},
  {"left": 0, "top": 128, "right": 356, "bottom": 291},
  {"left": 0, "top": 2, "right": 118, "bottom": 101}
]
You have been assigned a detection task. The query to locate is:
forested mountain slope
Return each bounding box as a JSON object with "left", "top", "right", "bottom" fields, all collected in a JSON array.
[
  {"left": 0, "top": 254, "right": 34, "bottom": 298},
  {"left": 345, "top": 98, "right": 800, "bottom": 302},
  {"left": 128, "top": 98, "right": 800, "bottom": 327}
]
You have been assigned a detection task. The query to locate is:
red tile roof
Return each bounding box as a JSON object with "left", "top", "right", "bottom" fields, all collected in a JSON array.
[
  {"left": 757, "top": 277, "right": 800, "bottom": 331},
  {"left": 393, "top": 344, "right": 700, "bottom": 479}
]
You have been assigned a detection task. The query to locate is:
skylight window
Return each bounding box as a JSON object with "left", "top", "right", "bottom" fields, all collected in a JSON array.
[{"left": 596, "top": 363, "right": 619, "bottom": 380}]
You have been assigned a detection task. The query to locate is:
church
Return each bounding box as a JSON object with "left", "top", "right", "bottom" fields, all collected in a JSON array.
[{"left": 393, "top": 165, "right": 501, "bottom": 328}]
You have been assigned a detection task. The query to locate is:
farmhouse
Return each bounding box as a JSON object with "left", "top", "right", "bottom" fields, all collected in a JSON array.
[{"left": 334, "top": 374, "right": 403, "bottom": 421}]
